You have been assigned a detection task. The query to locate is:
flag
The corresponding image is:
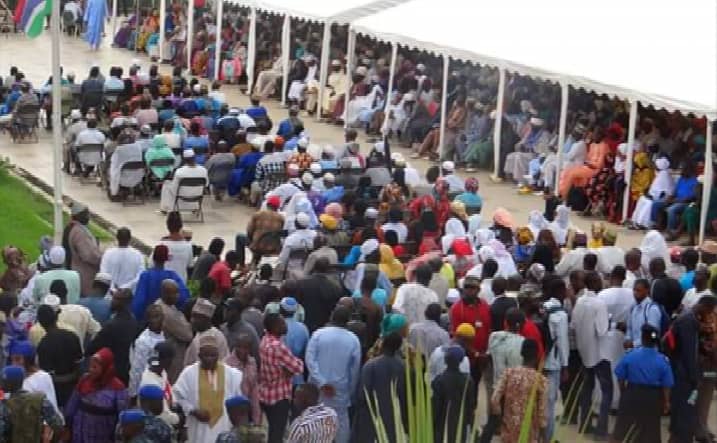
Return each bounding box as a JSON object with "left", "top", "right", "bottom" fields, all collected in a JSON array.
[{"left": 15, "top": 0, "right": 51, "bottom": 38}]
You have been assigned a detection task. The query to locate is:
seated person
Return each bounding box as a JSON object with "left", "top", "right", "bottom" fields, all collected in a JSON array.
[
  {"left": 182, "top": 121, "right": 209, "bottom": 164},
  {"left": 108, "top": 129, "right": 143, "bottom": 198},
  {"left": 204, "top": 140, "right": 235, "bottom": 200},
  {"left": 504, "top": 116, "right": 552, "bottom": 183},
  {"left": 245, "top": 96, "right": 271, "bottom": 131},
  {"left": 276, "top": 105, "right": 303, "bottom": 139},
  {"left": 653, "top": 162, "right": 699, "bottom": 238},
  {"left": 454, "top": 177, "right": 482, "bottom": 213},
  {"left": 441, "top": 161, "right": 465, "bottom": 192},
  {"left": 73, "top": 118, "right": 106, "bottom": 172},
  {"left": 382, "top": 208, "right": 408, "bottom": 243},
  {"left": 159, "top": 149, "right": 208, "bottom": 213},
  {"left": 558, "top": 127, "right": 609, "bottom": 199},
  {"left": 145, "top": 135, "right": 175, "bottom": 181},
  {"left": 630, "top": 157, "right": 673, "bottom": 229},
  {"left": 0, "top": 82, "right": 38, "bottom": 125},
  {"left": 318, "top": 59, "right": 348, "bottom": 119},
  {"left": 321, "top": 173, "right": 344, "bottom": 204},
  {"left": 253, "top": 55, "right": 283, "bottom": 99},
  {"left": 287, "top": 55, "right": 318, "bottom": 110}
]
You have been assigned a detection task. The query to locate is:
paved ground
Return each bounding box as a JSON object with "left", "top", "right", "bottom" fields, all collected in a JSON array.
[
  {"left": 0, "top": 30, "right": 651, "bottom": 251},
  {"left": 0, "top": 28, "right": 715, "bottom": 443}
]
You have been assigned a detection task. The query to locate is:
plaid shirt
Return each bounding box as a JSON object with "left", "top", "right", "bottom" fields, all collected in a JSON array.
[
  {"left": 255, "top": 153, "right": 286, "bottom": 194},
  {"left": 288, "top": 152, "right": 313, "bottom": 171},
  {"left": 258, "top": 333, "right": 304, "bottom": 405}
]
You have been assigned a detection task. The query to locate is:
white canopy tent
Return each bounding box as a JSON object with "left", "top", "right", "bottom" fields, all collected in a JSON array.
[
  {"left": 352, "top": 0, "right": 716, "bottom": 243},
  {"left": 226, "top": 0, "right": 409, "bottom": 111}
]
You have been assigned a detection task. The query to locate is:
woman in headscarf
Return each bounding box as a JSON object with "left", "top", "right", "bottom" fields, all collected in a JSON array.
[
  {"left": 639, "top": 230, "right": 670, "bottom": 270},
  {"left": 324, "top": 202, "right": 347, "bottom": 231},
  {"left": 527, "top": 210, "right": 547, "bottom": 240},
  {"left": 442, "top": 218, "right": 470, "bottom": 255},
  {"left": 379, "top": 244, "right": 405, "bottom": 281},
  {"left": 136, "top": 9, "right": 160, "bottom": 52},
  {"left": 530, "top": 229, "right": 559, "bottom": 273},
  {"left": 491, "top": 207, "right": 515, "bottom": 248},
  {"left": 455, "top": 177, "right": 482, "bottom": 213},
  {"left": 64, "top": 348, "right": 129, "bottom": 443},
  {"left": 411, "top": 208, "right": 441, "bottom": 255},
  {"left": 583, "top": 149, "right": 617, "bottom": 217},
  {"left": 488, "top": 239, "right": 518, "bottom": 277},
  {"left": 628, "top": 152, "right": 655, "bottom": 217},
  {"left": 448, "top": 201, "right": 469, "bottom": 230},
  {"left": 432, "top": 178, "right": 451, "bottom": 227},
  {"left": 549, "top": 204, "right": 572, "bottom": 246},
  {"left": 629, "top": 157, "right": 673, "bottom": 229},
  {"left": 379, "top": 169, "right": 409, "bottom": 212}
]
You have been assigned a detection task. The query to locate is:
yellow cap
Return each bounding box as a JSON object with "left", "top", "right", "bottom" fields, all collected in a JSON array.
[{"left": 455, "top": 323, "right": 476, "bottom": 338}]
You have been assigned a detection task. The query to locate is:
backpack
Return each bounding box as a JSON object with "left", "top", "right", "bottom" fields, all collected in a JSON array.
[
  {"left": 536, "top": 305, "right": 565, "bottom": 359},
  {"left": 6, "top": 392, "right": 44, "bottom": 443},
  {"left": 644, "top": 301, "right": 671, "bottom": 336}
]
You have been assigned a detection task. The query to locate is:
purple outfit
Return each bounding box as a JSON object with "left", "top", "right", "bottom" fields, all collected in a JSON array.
[{"left": 64, "top": 388, "right": 130, "bottom": 443}]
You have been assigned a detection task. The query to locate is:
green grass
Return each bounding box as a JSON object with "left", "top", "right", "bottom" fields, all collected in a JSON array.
[{"left": 0, "top": 165, "right": 112, "bottom": 272}]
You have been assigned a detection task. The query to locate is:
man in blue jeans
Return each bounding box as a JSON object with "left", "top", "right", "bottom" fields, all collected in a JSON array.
[{"left": 651, "top": 162, "right": 698, "bottom": 234}]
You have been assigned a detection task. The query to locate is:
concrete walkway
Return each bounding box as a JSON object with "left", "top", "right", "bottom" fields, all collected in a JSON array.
[{"left": 0, "top": 31, "right": 646, "bottom": 250}]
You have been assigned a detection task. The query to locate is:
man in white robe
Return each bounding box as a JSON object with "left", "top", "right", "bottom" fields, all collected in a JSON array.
[
  {"left": 254, "top": 56, "right": 283, "bottom": 99},
  {"left": 160, "top": 149, "right": 208, "bottom": 212},
  {"left": 173, "top": 334, "right": 243, "bottom": 443},
  {"left": 99, "top": 227, "right": 144, "bottom": 290},
  {"left": 318, "top": 60, "right": 348, "bottom": 117},
  {"left": 288, "top": 55, "right": 319, "bottom": 108}
]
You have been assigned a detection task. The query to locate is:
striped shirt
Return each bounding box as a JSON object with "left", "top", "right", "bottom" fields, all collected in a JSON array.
[{"left": 286, "top": 404, "right": 338, "bottom": 443}]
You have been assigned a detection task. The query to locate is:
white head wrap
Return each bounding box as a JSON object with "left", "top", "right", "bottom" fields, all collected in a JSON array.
[{"left": 640, "top": 230, "right": 670, "bottom": 270}]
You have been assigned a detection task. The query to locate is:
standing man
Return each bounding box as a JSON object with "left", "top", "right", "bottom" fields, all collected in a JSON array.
[
  {"left": 258, "top": 313, "right": 304, "bottom": 443},
  {"left": 83, "top": 0, "right": 106, "bottom": 50},
  {"left": 542, "top": 277, "right": 569, "bottom": 443},
  {"left": 624, "top": 279, "right": 663, "bottom": 348},
  {"left": 86, "top": 288, "right": 141, "bottom": 384},
  {"left": 36, "top": 305, "right": 83, "bottom": 409},
  {"left": 407, "top": 302, "right": 450, "bottom": 359},
  {"left": 184, "top": 299, "right": 230, "bottom": 367},
  {"left": 669, "top": 294, "right": 717, "bottom": 443},
  {"left": 99, "top": 227, "right": 144, "bottom": 291},
  {"left": 392, "top": 264, "right": 439, "bottom": 326},
  {"left": 287, "top": 383, "right": 339, "bottom": 443},
  {"left": 569, "top": 271, "right": 612, "bottom": 440},
  {"left": 155, "top": 279, "right": 193, "bottom": 382},
  {"left": 173, "top": 335, "right": 244, "bottom": 442},
  {"left": 32, "top": 245, "right": 81, "bottom": 304},
  {"left": 63, "top": 203, "right": 102, "bottom": 296},
  {"left": 305, "top": 306, "right": 362, "bottom": 443}
]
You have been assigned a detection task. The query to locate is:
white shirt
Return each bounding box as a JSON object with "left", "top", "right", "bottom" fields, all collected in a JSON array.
[
  {"left": 392, "top": 283, "right": 439, "bottom": 325},
  {"left": 278, "top": 229, "right": 317, "bottom": 263},
  {"left": 682, "top": 288, "right": 713, "bottom": 311},
  {"left": 100, "top": 247, "right": 145, "bottom": 290},
  {"left": 596, "top": 246, "right": 625, "bottom": 276},
  {"left": 570, "top": 290, "right": 610, "bottom": 367},
  {"left": 543, "top": 298, "right": 569, "bottom": 371},
  {"left": 74, "top": 128, "right": 106, "bottom": 147},
  {"left": 23, "top": 370, "right": 60, "bottom": 415},
  {"left": 597, "top": 286, "right": 635, "bottom": 325},
  {"left": 159, "top": 239, "right": 194, "bottom": 283},
  {"left": 63, "top": 1, "right": 82, "bottom": 21},
  {"left": 381, "top": 222, "right": 408, "bottom": 243},
  {"left": 555, "top": 248, "right": 588, "bottom": 277},
  {"left": 444, "top": 174, "right": 465, "bottom": 192},
  {"left": 427, "top": 344, "right": 470, "bottom": 381}
]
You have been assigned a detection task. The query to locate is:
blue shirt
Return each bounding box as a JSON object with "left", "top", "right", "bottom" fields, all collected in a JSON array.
[
  {"left": 245, "top": 106, "right": 267, "bottom": 119},
  {"left": 625, "top": 297, "right": 662, "bottom": 347},
  {"left": 183, "top": 136, "right": 209, "bottom": 163},
  {"left": 277, "top": 119, "right": 294, "bottom": 139},
  {"left": 455, "top": 192, "right": 482, "bottom": 210},
  {"left": 78, "top": 296, "right": 112, "bottom": 325},
  {"left": 132, "top": 268, "right": 190, "bottom": 321},
  {"left": 283, "top": 317, "right": 309, "bottom": 385},
  {"left": 674, "top": 176, "right": 697, "bottom": 201},
  {"left": 679, "top": 270, "right": 695, "bottom": 292},
  {"left": 614, "top": 346, "right": 674, "bottom": 387},
  {"left": 305, "top": 326, "right": 362, "bottom": 407}
]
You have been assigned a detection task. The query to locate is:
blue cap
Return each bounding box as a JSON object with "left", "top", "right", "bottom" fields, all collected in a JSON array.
[
  {"left": 138, "top": 385, "right": 164, "bottom": 400},
  {"left": 224, "top": 395, "right": 250, "bottom": 409},
  {"left": 279, "top": 297, "right": 298, "bottom": 313},
  {"left": 119, "top": 409, "right": 146, "bottom": 425},
  {"left": 9, "top": 340, "right": 35, "bottom": 359},
  {"left": 444, "top": 345, "right": 466, "bottom": 365},
  {"left": 2, "top": 365, "right": 24, "bottom": 381}
]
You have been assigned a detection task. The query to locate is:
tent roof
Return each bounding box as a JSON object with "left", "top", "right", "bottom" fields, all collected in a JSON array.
[
  {"left": 230, "top": 0, "right": 410, "bottom": 25},
  {"left": 352, "top": 0, "right": 717, "bottom": 119}
]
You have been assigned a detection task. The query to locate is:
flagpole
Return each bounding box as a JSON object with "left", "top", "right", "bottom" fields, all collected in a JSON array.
[{"left": 51, "top": 0, "right": 64, "bottom": 243}]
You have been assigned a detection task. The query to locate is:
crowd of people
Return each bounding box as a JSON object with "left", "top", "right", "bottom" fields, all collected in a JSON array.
[{"left": 0, "top": 7, "right": 716, "bottom": 442}]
